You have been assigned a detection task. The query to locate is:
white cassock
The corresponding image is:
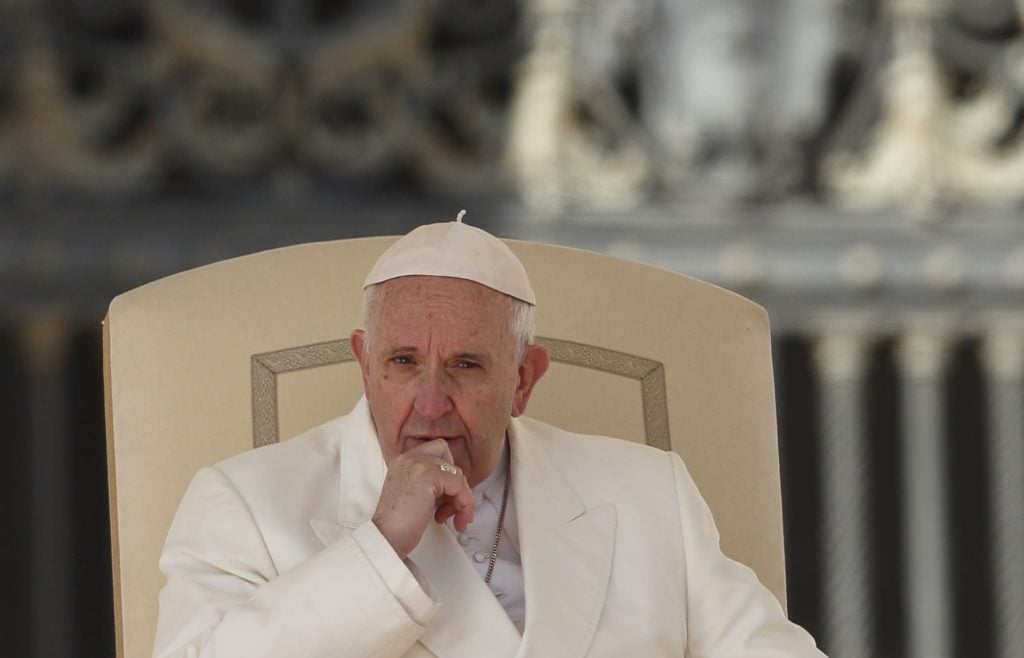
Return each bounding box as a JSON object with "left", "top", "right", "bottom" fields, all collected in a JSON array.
[{"left": 153, "top": 397, "right": 826, "bottom": 658}]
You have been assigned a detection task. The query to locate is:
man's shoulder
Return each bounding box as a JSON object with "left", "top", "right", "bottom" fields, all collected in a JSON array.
[
  {"left": 212, "top": 398, "right": 375, "bottom": 481},
  {"left": 514, "top": 415, "right": 682, "bottom": 511},
  {"left": 515, "top": 415, "right": 677, "bottom": 480},
  {"left": 211, "top": 414, "right": 347, "bottom": 488},
  {"left": 518, "top": 415, "right": 669, "bottom": 459}
]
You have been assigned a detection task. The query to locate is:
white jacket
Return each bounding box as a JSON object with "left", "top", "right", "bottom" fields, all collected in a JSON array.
[{"left": 154, "top": 397, "right": 826, "bottom": 657}]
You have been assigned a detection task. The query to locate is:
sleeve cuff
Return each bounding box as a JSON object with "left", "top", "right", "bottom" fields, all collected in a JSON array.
[{"left": 351, "top": 521, "right": 439, "bottom": 625}]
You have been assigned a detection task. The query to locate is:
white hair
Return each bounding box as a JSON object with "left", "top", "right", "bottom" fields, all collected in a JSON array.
[{"left": 362, "top": 282, "right": 536, "bottom": 358}]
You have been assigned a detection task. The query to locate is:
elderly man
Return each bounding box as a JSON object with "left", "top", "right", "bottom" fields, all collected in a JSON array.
[{"left": 153, "top": 218, "right": 826, "bottom": 657}]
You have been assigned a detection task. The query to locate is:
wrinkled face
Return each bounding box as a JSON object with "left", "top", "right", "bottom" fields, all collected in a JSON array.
[{"left": 351, "top": 276, "right": 545, "bottom": 487}]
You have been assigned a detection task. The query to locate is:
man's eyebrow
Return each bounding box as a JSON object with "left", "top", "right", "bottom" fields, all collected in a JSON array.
[
  {"left": 383, "top": 346, "right": 419, "bottom": 357},
  {"left": 453, "top": 351, "right": 491, "bottom": 363},
  {"left": 379, "top": 347, "right": 492, "bottom": 363}
]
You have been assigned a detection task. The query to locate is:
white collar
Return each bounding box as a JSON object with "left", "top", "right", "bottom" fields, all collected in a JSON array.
[{"left": 474, "top": 437, "right": 510, "bottom": 508}]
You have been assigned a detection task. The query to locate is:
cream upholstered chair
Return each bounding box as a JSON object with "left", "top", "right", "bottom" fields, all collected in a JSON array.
[{"left": 104, "top": 237, "right": 786, "bottom": 658}]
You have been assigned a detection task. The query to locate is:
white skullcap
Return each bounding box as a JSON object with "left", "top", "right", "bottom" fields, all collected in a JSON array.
[{"left": 363, "top": 211, "right": 536, "bottom": 305}]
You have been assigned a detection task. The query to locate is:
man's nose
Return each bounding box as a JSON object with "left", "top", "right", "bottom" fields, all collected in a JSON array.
[{"left": 412, "top": 369, "right": 453, "bottom": 419}]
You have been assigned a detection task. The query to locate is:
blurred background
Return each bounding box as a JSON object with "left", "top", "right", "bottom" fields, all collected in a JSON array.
[{"left": 2, "top": 0, "right": 1023, "bottom": 656}]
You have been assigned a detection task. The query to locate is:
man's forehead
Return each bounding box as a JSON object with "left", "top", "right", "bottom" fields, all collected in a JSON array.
[{"left": 369, "top": 278, "right": 514, "bottom": 348}]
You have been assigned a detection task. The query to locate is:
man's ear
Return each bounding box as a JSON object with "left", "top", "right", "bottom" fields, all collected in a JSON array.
[
  {"left": 350, "top": 329, "right": 370, "bottom": 388},
  {"left": 511, "top": 344, "right": 550, "bottom": 417}
]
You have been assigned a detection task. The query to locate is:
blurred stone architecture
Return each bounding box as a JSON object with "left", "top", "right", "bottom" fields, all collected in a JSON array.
[{"left": 2, "top": 1, "right": 1023, "bottom": 657}]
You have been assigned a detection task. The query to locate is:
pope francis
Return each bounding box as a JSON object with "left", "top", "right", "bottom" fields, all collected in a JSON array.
[{"left": 152, "top": 216, "right": 827, "bottom": 657}]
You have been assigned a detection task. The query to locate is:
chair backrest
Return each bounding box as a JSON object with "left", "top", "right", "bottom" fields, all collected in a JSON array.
[{"left": 104, "top": 237, "right": 786, "bottom": 658}]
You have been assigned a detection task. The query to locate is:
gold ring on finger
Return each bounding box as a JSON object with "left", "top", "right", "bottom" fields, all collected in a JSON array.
[{"left": 439, "top": 462, "right": 457, "bottom": 474}]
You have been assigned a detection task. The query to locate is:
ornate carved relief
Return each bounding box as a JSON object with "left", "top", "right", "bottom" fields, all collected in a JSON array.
[
  {"left": 0, "top": 0, "right": 524, "bottom": 194},
  {"left": 506, "top": 0, "right": 844, "bottom": 210},
  {"left": 826, "top": 0, "right": 1024, "bottom": 213},
  {"left": 2, "top": 0, "right": 1022, "bottom": 212}
]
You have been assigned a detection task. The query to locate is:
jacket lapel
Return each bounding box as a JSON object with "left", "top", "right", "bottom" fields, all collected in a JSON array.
[
  {"left": 335, "top": 398, "right": 388, "bottom": 530},
  {"left": 410, "top": 523, "right": 522, "bottom": 657},
  {"left": 311, "top": 398, "right": 385, "bottom": 544},
  {"left": 510, "top": 419, "right": 617, "bottom": 658}
]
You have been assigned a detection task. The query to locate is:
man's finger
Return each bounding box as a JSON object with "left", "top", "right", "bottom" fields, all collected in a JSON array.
[
  {"left": 436, "top": 472, "right": 475, "bottom": 506},
  {"left": 451, "top": 502, "right": 473, "bottom": 532},
  {"left": 435, "top": 501, "right": 457, "bottom": 525},
  {"left": 432, "top": 465, "right": 475, "bottom": 531},
  {"left": 407, "top": 438, "right": 457, "bottom": 466},
  {"left": 435, "top": 495, "right": 476, "bottom": 528}
]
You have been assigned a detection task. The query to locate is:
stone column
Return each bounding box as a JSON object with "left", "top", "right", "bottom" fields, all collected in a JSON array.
[
  {"left": 506, "top": 0, "right": 577, "bottom": 214},
  {"left": 20, "top": 312, "right": 74, "bottom": 658},
  {"left": 981, "top": 325, "right": 1024, "bottom": 658},
  {"left": 897, "top": 328, "right": 953, "bottom": 658},
  {"left": 814, "top": 329, "right": 873, "bottom": 658}
]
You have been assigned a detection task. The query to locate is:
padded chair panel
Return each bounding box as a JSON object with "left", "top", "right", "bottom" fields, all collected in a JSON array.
[{"left": 105, "top": 237, "right": 784, "bottom": 658}]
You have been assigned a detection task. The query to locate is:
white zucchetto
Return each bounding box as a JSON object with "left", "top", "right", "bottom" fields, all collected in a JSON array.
[{"left": 363, "top": 211, "right": 536, "bottom": 305}]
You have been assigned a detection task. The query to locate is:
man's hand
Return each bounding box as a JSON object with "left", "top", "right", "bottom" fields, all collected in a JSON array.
[{"left": 372, "top": 439, "right": 476, "bottom": 560}]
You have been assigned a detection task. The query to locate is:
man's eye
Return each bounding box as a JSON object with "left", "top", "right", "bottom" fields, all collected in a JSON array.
[
  {"left": 453, "top": 360, "right": 478, "bottom": 369},
  {"left": 390, "top": 356, "right": 413, "bottom": 365}
]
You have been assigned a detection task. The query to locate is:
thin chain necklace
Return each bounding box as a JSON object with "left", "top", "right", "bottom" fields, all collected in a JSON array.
[{"left": 484, "top": 464, "right": 512, "bottom": 585}]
